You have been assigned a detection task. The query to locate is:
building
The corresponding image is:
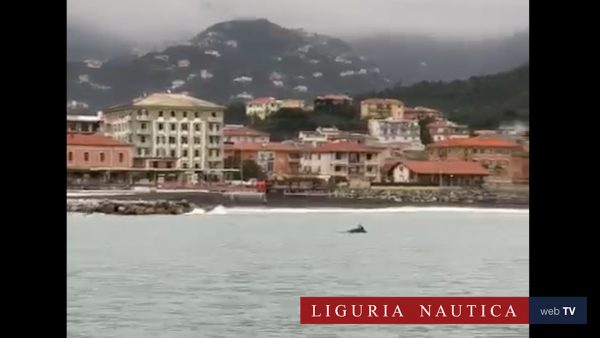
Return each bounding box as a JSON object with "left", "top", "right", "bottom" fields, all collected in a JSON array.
[
  {"left": 403, "top": 106, "right": 443, "bottom": 120},
  {"left": 298, "top": 127, "right": 376, "bottom": 145},
  {"left": 67, "top": 112, "right": 103, "bottom": 134},
  {"left": 427, "top": 138, "right": 522, "bottom": 183},
  {"left": 102, "top": 93, "right": 225, "bottom": 179},
  {"left": 368, "top": 118, "right": 423, "bottom": 149},
  {"left": 427, "top": 119, "right": 470, "bottom": 142},
  {"left": 245, "top": 97, "right": 281, "bottom": 120},
  {"left": 313, "top": 94, "right": 353, "bottom": 113},
  {"left": 223, "top": 125, "right": 270, "bottom": 144},
  {"left": 300, "top": 142, "right": 382, "bottom": 181},
  {"left": 280, "top": 99, "right": 305, "bottom": 109},
  {"left": 224, "top": 142, "right": 302, "bottom": 178},
  {"left": 67, "top": 133, "right": 134, "bottom": 169},
  {"left": 360, "top": 98, "right": 404, "bottom": 119},
  {"left": 386, "top": 160, "right": 489, "bottom": 186}
]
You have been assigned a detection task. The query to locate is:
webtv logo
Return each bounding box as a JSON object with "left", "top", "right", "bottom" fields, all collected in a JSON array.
[{"left": 299, "top": 297, "right": 587, "bottom": 324}]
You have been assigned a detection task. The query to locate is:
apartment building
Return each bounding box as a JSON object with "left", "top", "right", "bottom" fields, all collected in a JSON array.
[
  {"left": 360, "top": 98, "right": 404, "bottom": 119},
  {"left": 67, "top": 112, "right": 103, "bottom": 134},
  {"left": 102, "top": 93, "right": 225, "bottom": 177},
  {"left": 300, "top": 142, "right": 382, "bottom": 181},
  {"left": 368, "top": 118, "right": 423, "bottom": 149},
  {"left": 427, "top": 119, "right": 470, "bottom": 142},
  {"left": 224, "top": 142, "right": 302, "bottom": 178},
  {"left": 246, "top": 97, "right": 281, "bottom": 120},
  {"left": 223, "top": 124, "right": 270, "bottom": 144}
]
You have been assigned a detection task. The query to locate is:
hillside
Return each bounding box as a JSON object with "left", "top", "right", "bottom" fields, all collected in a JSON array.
[
  {"left": 361, "top": 64, "right": 529, "bottom": 128},
  {"left": 351, "top": 32, "right": 529, "bottom": 85},
  {"left": 67, "top": 19, "right": 389, "bottom": 111}
]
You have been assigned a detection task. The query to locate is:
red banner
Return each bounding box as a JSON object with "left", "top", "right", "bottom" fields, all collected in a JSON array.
[{"left": 300, "top": 297, "right": 529, "bottom": 324}]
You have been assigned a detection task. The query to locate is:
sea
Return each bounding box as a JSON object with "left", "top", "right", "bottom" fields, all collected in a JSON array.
[{"left": 67, "top": 206, "right": 529, "bottom": 338}]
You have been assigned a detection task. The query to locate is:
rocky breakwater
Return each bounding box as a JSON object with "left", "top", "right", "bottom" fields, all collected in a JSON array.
[
  {"left": 67, "top": 198, "right": 196, "bottom": 215},
  {"left": 333, "top": 187, "right": 529, "bottom": 206}
]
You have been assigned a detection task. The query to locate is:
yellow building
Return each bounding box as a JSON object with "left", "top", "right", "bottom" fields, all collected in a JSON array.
[{"left": 360, "top": 98, "right": 404, "bottom": 119}]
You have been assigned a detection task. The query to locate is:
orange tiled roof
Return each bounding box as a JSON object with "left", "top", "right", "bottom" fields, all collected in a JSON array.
[
  {"left": 428, "top": 138, "right": 519, "bottom": 148},
  {"left": 223, "top": 126, "right": 269, "bottom": 137},
  {"left": 248, "top": 97, "right": 276, "bottom": 104},
  {"left": 66, "top": 133, "right": 131, "bottom": 147},
  {"left": 400, "top": 160, "right": 489, "bottom": 175}
]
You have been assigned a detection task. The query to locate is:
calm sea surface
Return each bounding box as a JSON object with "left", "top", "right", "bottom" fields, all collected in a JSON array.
[{"left": 67, "top": 207, "right": 529, "bottom": 338}]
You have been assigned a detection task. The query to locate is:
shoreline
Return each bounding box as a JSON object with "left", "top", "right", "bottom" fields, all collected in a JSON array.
[{"left": 67, "top": 191, "right": 529, "bottom": 210}]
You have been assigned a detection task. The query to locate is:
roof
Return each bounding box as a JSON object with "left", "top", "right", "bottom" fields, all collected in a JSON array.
[
  {"left": 427, "top": 120, "right": 466, "bottom": 128},
  {"left": 361, "top": 98, "right": 403, "bottom": 105},
  {"left": 307, "top": 142, "right": 379, "bottom": 153},
  {"left": 66, "top": 115, "right": 101, "bottom": 122},
  {"left": 107, "top": 93, "right": 224, "bottom": 110},
  {"left": 428, "top": 138, "right": 520, "bottom": 148},
  {"left": 248, "top": 97, "right": 277, "bottom": 105},
  {"left": 225, "top": 142, "right": 301, "bottom": 152},
  {"left": 396, "top": 160, "right": 489, "bottom": 175},
  {"left": 223, "top": 125, "right": 269, "bottom": 137},
  {"left": 315, "top": 94, "right": 353, "bottom": 101},
  {"left": 67, "top": 133, "right": 131, "bottom": 147}
]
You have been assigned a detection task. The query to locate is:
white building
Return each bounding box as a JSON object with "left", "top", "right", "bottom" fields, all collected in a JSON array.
[
  {"left": 427, "top": 119, "right": 470, "bottom": 142},
  {"left": 245, "top": 97, "right": 281, "bottom": 120},
  {"left": 102, "top": 93, "right": 225, "bottom": 178},
  {"left": 368, "top": 118, "right": 423, "bottom": 149}
]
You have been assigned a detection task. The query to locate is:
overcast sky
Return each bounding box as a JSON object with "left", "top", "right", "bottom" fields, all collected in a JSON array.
[{"left": 67, "top": 0, "right": 529, "bottom": 43}]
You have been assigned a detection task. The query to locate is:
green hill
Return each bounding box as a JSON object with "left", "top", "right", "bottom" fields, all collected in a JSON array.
[{"left": 360, "top": 64, "right": 529, "bottom": 128}]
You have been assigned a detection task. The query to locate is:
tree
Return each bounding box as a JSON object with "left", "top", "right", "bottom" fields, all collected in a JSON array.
[
  {"left": 418, "top": 116, "right": 436, "bottom": 145},
  {"left": 224, "top": 102, "right": 248, "bottom": 124},
  {"left": 240, "top": 160, "right": 267, "bottom": 180}
]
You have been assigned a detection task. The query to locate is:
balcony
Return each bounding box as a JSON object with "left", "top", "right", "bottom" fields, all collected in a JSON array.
[
  {"left": 207, "top": 116, "right": 222, "bottom": 122},
  {"left": 136, "top": 129, "right": 151, "bottom": 135},
  {"left": 208, "top": 143, "right": 221, "bottom": 148},
  {"left": 208, "top": 128, "right": 221, "bottom": 135},
  {"left": 135, "top": 115, "right": 151, "bottom": 121}
]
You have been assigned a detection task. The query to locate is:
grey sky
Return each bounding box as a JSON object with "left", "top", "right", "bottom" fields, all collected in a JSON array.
[{"left": 67, "top": 0, "right": 529, "bottom": 43}]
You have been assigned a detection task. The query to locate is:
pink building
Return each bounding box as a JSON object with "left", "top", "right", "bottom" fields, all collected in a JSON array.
[
  {"left": 223, "top": 125, "right": 270, "bottom": 144},
  {"left": 67, "top": 133, "right": 134, "bottom": 169}
]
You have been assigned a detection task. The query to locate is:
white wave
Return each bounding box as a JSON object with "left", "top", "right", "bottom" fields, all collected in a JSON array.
[{"left": 185, "top": 206, "right": 529, "bottom": 215}]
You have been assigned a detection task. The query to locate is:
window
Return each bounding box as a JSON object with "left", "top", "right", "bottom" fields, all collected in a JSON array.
[
  {"left": 194, "top": 137, "right": 201, "bottom": 144},
  {"left": 215, "top": 150, "right": 221, "bottom": 157},
  {"left": 181, "top": 136, "right": 188, "bottom": 144},
  {"left": 152, "top": 162, "right": 158, "bottom": 168},
  {"left": 137, "top": 110, "right": 142, "bottom": 116},
  {"left": 170, "top": 150, "right": 176, "bottom": 157},
  {"left": 367, "top": 154, "right": 373, "bottom": 160},
  {"left": 335, "top": 165, "right": 342, "bottom": 172},
  {"left": 335, "top": 152, "right": 343, "bottom": 160},
  {"left": 159, "top": 111, "right": 164, "bottom": 117},
  {"left": 100, "top": 153, "right": 105, "bottom": 162},
  {"left": 84, "top": 152, "right": 89, "bottom": 161},
  {"left": 68, "top": 152, "right": 73, "bottom": 162},
  {"left": 194, "top": 150, "right": 199, "bottom": 157},
  {"left": 211, "top": 112, "right": 217, "bottom": 118},
  {"left": 183, "top": 111, "right": 188, "bottom": 118},
  {"left": 182, "top": 163, "right": 188, "bottom": 169},
  {"left": 194, "top": 112, "right": 199, "bottom": 118},
  {"left": 140, "top": 136, "right": 146, "bottom": 143},
  {"left": 166, "top": 162, "right": 172, "bottom": 169},
  {"left": 171, "top": 111, "right": 176, "bottom": 117},
  {"left": 169, "top": 137, "right": 176, "bottom": 144},
  {"left": 119, "top": 153, "right": 124, "bottom": 162},
  {"left": 141, "top": 122, "right": 147, "bottom": 129},
  {"left": 137, "top": 148, "right": 142, "bottom": 156},
  {"left": 170, "top": 123, "right": 177, "bottom": 131},
  {"left": 194, "top": 163, "right": 199, "bottom": 168},
  {"left": 183, "top": 150, "right": 188, "bottom": 157},
  {"left": 194, "top": 124, "right": 200, "bottom": 131},
  {"left": 156, "top": 136, "right": 161, "bottom": 144},
  {"left": 181, "top": 123, "right": 188, "bottom": 131},
  {"left": 158, "top": 123, "right": 164, "bottom": 130}
]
